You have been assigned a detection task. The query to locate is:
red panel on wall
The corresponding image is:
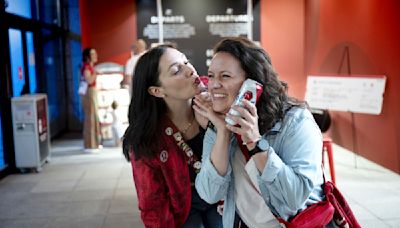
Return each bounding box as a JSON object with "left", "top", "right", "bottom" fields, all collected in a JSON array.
[
  {"left": 260, "top": 0, "right": 306, "bottom": 100},
  {"left": 79, "top": 0, "right": 137, "bottom": 65}
]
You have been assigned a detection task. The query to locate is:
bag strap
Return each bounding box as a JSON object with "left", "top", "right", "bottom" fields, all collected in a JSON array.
[
  {"left": 207, "top": 121, "right": 251, "bottom": 162},
  {"left": 321, "top": 163, "right": 327, "bottom": 184},
  {"left": 235, "top": 134, "right": 251, "bottom": 161}
]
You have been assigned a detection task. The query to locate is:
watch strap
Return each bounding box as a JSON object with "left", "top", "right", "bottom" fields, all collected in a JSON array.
[
  {"left": 249, "top": 138, "right": 269, "bottom": 155},
  {"left": 249, "top": 144, "right": 263, "bottom": 155}
]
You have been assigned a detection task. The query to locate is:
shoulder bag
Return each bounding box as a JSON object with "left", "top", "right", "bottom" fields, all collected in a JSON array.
[{"left": 78, "top": 80, "right": 88, "bottom": 96}]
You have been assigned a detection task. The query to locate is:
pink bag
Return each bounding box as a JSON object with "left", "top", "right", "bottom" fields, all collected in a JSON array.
[
  {"left": 324, "top": 181, "right": 361, "bottom": 228},
  {"left": 278, "top": 200, "right": 334, "bottom": 228},
  {"left": 279, "top": 181, "right": 361, "bottom": 228}
]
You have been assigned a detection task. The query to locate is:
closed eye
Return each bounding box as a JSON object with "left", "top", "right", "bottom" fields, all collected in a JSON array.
[
  {"left": 173, "top": 65, "right": 182, "bottom": 75},
  {"left": 173, "top": 60, "right": 191, "bottom": 75}
]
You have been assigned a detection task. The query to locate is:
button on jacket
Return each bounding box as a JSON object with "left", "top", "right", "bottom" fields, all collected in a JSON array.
[
  {"left": 195, "top": 107, "right": 325, "bottom": 228},
  {"left": 130, "top": 119, "right": 191, "bottom": 228}
]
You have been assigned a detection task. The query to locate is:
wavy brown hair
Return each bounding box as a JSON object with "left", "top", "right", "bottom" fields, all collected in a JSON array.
[{"left": 213, "top": 37, "right": 306, "bottom": 134}]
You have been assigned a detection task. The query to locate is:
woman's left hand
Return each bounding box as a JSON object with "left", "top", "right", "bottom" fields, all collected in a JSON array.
[{"left": 225, "top": 99, "right": 261, "bottom": 150}]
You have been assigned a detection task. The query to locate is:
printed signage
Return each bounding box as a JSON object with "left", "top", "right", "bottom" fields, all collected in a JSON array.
[{"left": 137, "top": 0, "right": 260, "bottom": 74}]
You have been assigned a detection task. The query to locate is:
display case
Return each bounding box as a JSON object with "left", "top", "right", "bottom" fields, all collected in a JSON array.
[{"left": 95, "top": 63, "right": 129, "bottom": 144}]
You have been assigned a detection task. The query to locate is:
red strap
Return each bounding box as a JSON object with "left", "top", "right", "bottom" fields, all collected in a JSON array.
[{"left": 235, "top": 134, "right": 251, "bottom": 162}]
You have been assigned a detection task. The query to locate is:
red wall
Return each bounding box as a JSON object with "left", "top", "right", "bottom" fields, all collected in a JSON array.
[
  {"left": 79, "top": 0, "right": 137, "bottom": 64},
  {"left": 260, "top": 0, "right": 306, "bottom": 99},
  {"left": 260, "top": 0, "right": 400, "bottom": 172}
]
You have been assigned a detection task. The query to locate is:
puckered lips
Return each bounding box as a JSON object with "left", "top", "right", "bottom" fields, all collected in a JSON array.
[{"left": 194, "top": 76, "right": 207, "bottom": 93}]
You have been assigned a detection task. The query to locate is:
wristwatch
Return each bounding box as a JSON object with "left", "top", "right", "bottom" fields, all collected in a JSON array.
[{"left": 249, "top": 138, "right": 269, "bottom": 155}]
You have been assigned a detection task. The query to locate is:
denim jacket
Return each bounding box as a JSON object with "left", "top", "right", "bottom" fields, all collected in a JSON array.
[{"left": 195, "top": 106, "right": 324, "bottom": 228}]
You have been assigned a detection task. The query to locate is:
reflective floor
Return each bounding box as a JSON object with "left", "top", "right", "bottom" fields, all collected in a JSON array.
[{"left": 0, "top": 135, "right": 399, "bottom": 228}]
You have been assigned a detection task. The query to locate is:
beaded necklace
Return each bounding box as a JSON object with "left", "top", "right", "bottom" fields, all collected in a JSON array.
[{"left": 165, "top": 119, "right": 202, "bottom": 173}]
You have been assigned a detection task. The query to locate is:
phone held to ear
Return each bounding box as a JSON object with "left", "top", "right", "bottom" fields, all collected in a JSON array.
[{"left": 225, "top": 79, "right": 263, "bottom": 126}]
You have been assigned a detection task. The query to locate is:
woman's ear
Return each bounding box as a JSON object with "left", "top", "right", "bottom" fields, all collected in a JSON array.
[{"left": 148, "top": 86, "right": 166, "bottom": 98}]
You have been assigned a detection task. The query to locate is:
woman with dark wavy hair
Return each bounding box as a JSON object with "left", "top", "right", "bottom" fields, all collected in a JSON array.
[
  {"left": 194, "top": 37, "right": 324, "bottom": 228},
  {"left": 123, "top": 44, "right": 222, "bottom": 228}
]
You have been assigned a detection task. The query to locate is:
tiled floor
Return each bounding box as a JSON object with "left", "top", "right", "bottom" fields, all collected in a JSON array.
[
  {"left": 0, "top": 138, "right": 143, "bottom": 228},
  {"left": 327, "top": 144, "right": 400, "bottom": 227},
  {"left": 0, "top": 136, "right": 399, "bottom": 227}
]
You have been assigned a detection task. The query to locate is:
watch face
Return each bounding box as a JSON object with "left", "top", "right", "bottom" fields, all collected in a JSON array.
[{"left": 257, "top": 138, "right": 269, "bottom": 151}]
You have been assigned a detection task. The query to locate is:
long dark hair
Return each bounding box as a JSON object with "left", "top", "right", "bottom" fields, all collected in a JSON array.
[
  {"left": 122, "top": 45, "right": 173, "bottom": 161},
  {"left": 213, "top": 37, "right": 306, "bottom": 134},
  {"left": 82, "top": 47, "right": 93, "bottom": 63}
]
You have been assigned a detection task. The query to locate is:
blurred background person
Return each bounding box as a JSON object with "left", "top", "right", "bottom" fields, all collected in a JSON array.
[
  {"left": 81, "top": 47, "right": 102, "bottom": 152},
  {"left": 124, "top": 39, "right": 147, "bottom": 91},
  {"left": 110, "top": 100, "right": 125, "bottom": 147}
]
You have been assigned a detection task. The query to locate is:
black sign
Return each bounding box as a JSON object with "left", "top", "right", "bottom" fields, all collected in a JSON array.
[{"left": 137, "top": 0, "right": 260, "bottom": 75}]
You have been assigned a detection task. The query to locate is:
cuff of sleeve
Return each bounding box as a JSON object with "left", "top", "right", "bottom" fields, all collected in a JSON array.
[
  {"left": 203, "top": 156, "right": 231, "bottom": 185},
  {"left": 260, "top": 149, "right": 284, "bottom": 182}
]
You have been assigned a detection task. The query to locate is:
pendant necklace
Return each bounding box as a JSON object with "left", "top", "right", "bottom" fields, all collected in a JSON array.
[{"left": 180, "top": 117, "right": 195, "bottom": 134}]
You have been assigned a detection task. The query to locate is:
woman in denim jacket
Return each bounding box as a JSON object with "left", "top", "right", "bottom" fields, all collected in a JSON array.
[{"left": 193, "top": 37, "right": 324, "bottom": 228}]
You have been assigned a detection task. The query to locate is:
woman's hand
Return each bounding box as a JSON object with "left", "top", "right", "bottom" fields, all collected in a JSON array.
[
  {"left": 193, "top": 92, "right": 210, "bottom": 129},
  {"left": 193, "top": 93, "right": 227, "bottom": 132},
  {"left": 194, "top": 92, "right": 231, "bottom": 176},
  {"left": 225, "top": 99, "right": 261, "bottom": 150}
]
